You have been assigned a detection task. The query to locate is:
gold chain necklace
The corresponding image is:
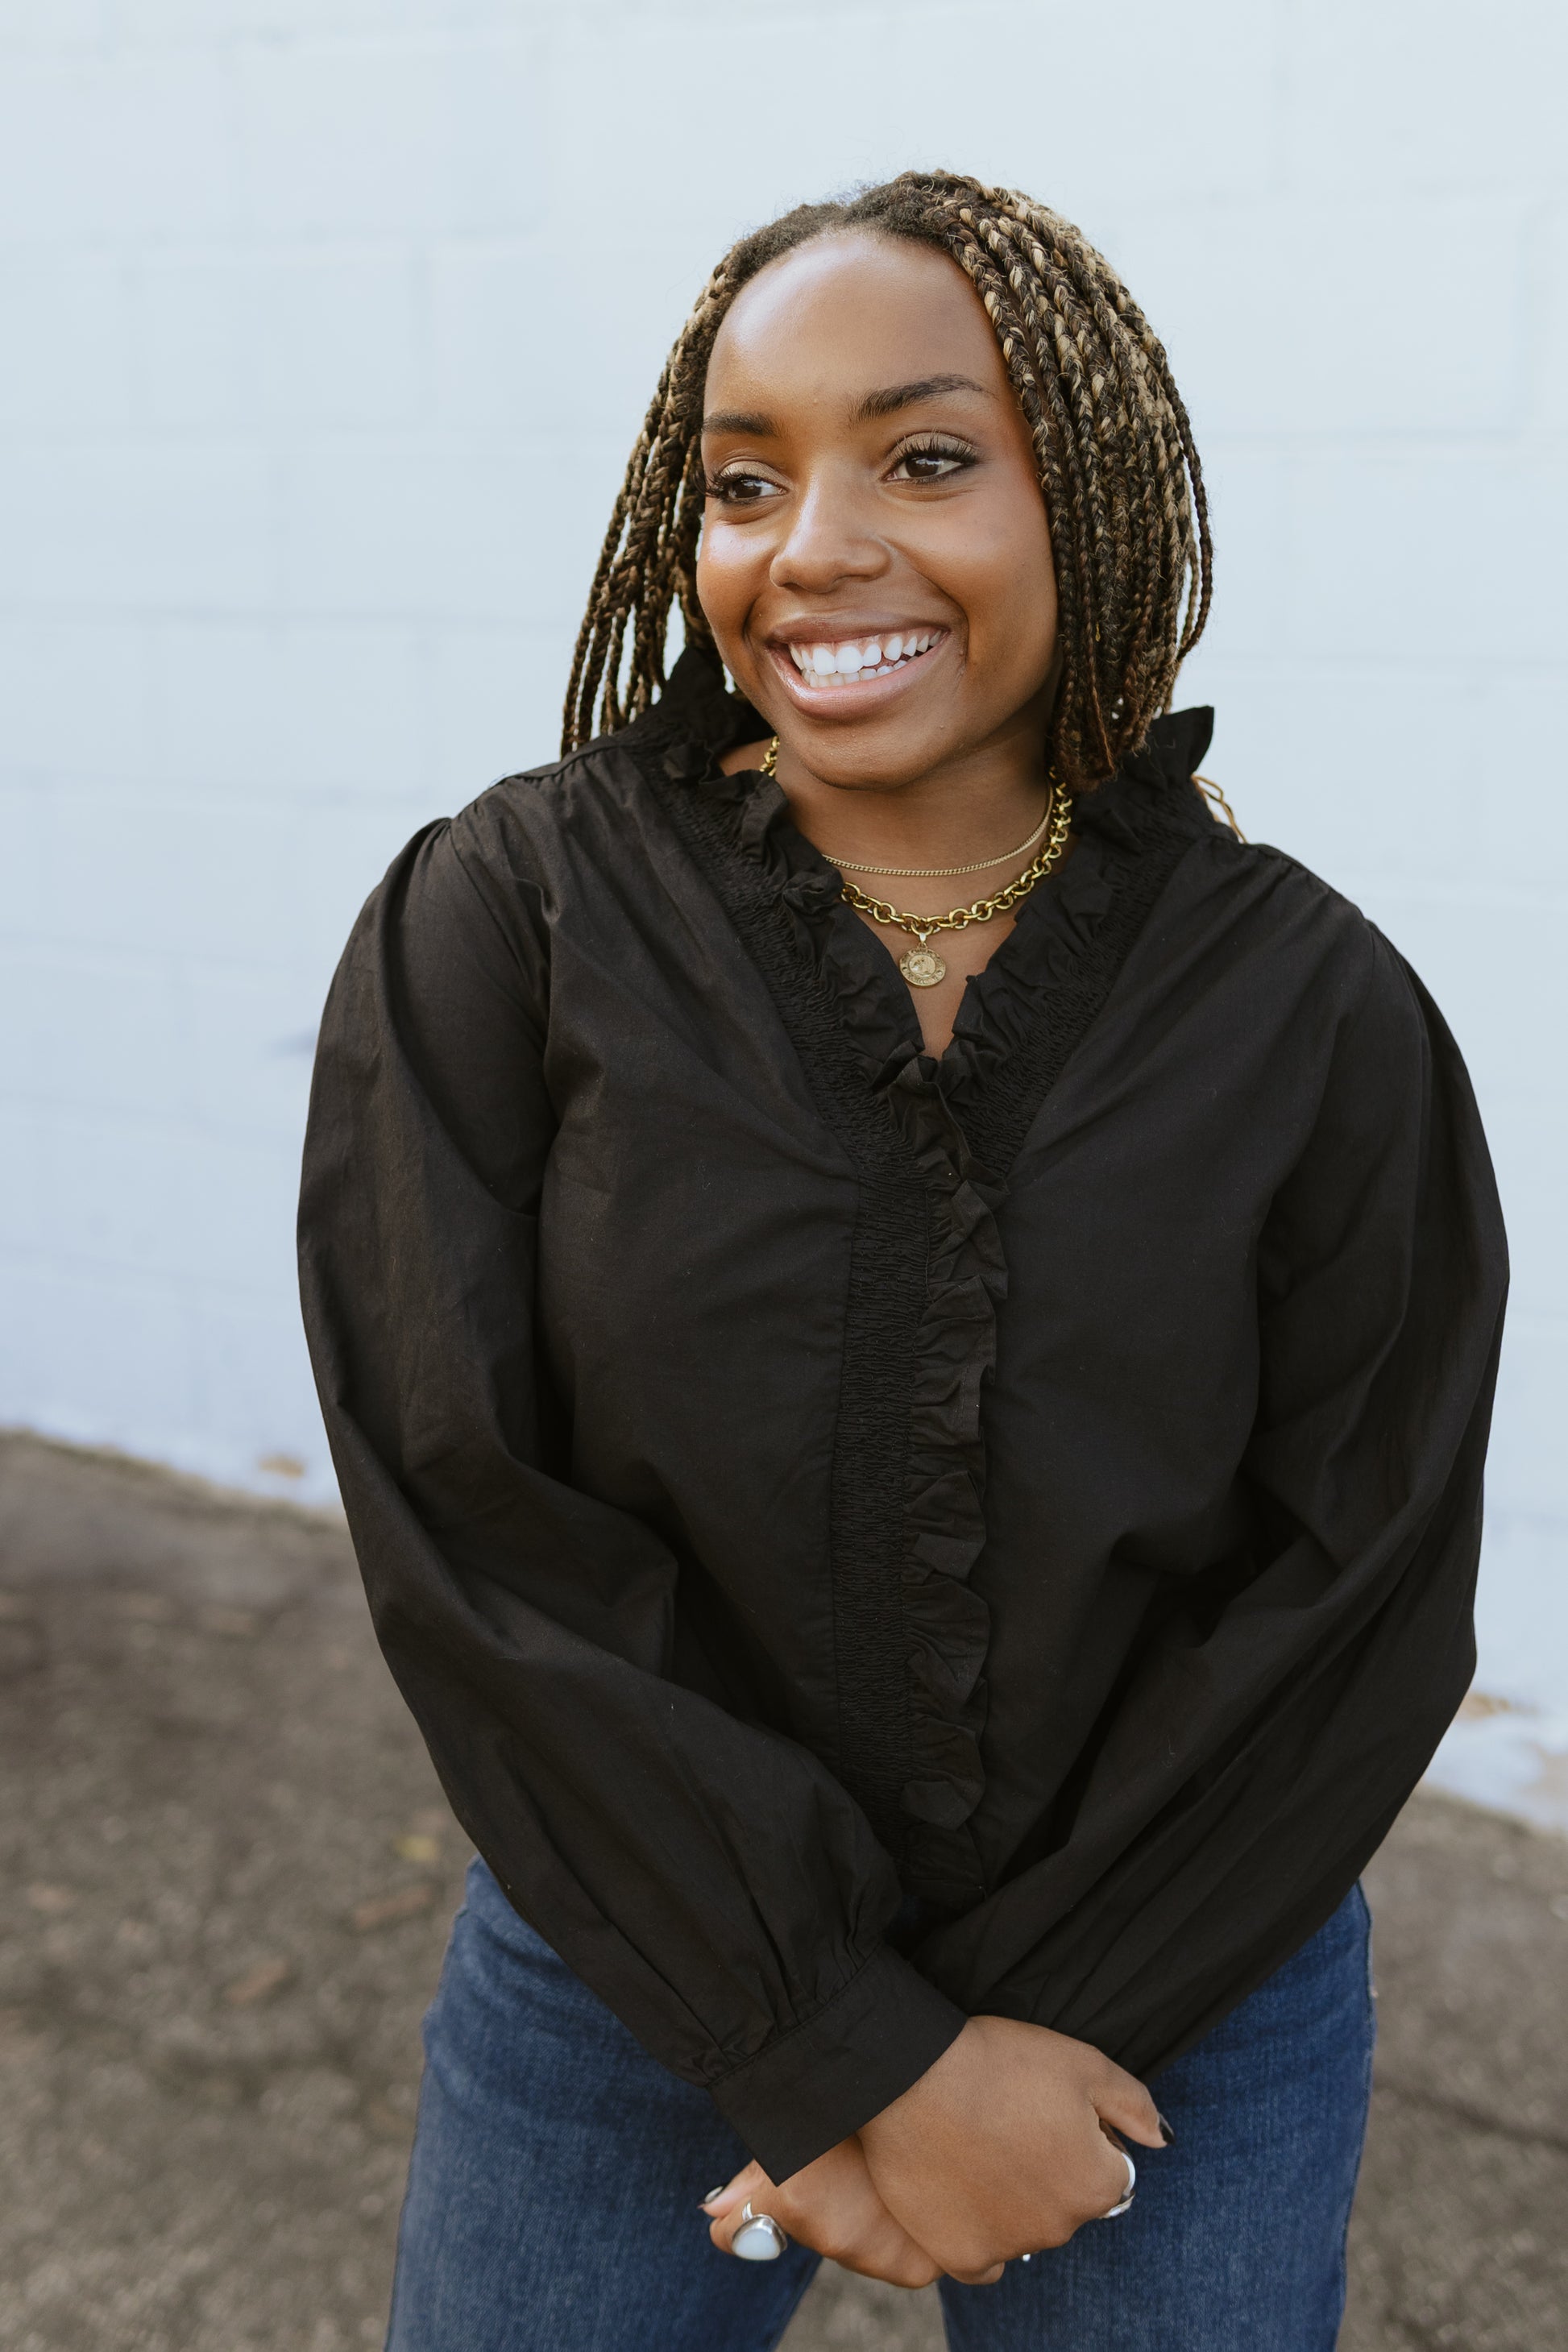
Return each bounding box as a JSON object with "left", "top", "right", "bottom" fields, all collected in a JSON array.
[
  {"left": 761, "top": 736, "right": 1073, "bottom": 989},
  {"left": 815, "top": 803, "right": 1052, "bottom": 877}
]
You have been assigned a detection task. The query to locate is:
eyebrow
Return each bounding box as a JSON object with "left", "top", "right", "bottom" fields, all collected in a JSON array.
[
  {"left": 701, "top": 373, "right": 993, "bottom": 438},
  {"left": 854, "top": 372, "right": 993, "bottom": 421},
  {"left": 702, "top": 408, "right": 776, "bottom": 436}
]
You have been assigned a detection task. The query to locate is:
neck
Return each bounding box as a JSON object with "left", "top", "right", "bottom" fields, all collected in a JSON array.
[{"left": 776, "top": 730, "right": 1053, "bottom": 874}]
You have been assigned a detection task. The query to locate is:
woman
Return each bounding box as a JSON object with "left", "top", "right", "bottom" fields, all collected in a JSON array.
[{"left": 299, "top": 172, "right": 1506, "bottom": 2350}]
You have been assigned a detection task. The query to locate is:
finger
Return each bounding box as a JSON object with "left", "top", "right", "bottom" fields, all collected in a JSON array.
[
  {"left": 831, "top": 2242, "right": 946, "bottom": 2291},
  {"left": 1090, "top": 2064, "right": 1166, "bottom": 2149},
  {"left": 703, "top": 2161, "right": 766, "bottom": 2249},
  {"left": 1039, "top": 2120, "right": 1135, "bottom": 2234},
  {"left": 700, "top": 2162, "right": 758, "bottom": 2217}
]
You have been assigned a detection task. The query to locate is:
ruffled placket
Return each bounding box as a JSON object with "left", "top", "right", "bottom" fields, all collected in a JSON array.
[
  {"left": 733, "top": 790, "right": 1024, "bottom": 1906},
  {"left": 880, "top": 1051, "right": 1007, "bottom": 1903}
]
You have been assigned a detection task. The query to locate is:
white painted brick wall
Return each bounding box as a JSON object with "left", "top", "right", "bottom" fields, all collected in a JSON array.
[{"left": 2, "top": 1, "right": 1564, "bottom": 1819}]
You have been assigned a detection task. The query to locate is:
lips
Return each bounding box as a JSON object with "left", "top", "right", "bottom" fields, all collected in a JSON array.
[{"left": 778, "top": 629, "right": 945, "bottom": 689}]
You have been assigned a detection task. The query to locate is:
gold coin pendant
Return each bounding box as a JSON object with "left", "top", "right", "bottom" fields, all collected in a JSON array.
[{"left": 900, "top": 945, "right": 948, "bottom": 988}]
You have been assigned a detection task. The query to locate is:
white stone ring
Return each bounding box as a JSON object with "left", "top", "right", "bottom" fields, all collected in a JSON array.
[
  {"left": 732, "top": 2201, "right": 789, "bottom": 2261},
  {"left": 1100, "top": 2150, "right": 1137, "bottom": 2219}
]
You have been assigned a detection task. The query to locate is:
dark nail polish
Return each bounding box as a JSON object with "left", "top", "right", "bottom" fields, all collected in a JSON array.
[
  {"left": 1158, "top": 2113, "right": 1176, "bottom": 2146},
  {"left": 699, "top": 2186, "right": 727, "bottom": 2208}
]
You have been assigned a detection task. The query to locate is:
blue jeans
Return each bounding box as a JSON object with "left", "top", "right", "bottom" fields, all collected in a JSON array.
[{"left": 388, "top": 1862, "right": 1375, "bottom": 2351}]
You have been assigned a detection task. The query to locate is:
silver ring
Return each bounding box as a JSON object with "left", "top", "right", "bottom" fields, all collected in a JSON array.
[
  {"left": 732, "top": 2200, "right": 788, "bottom": 2261},
  {"left": 1100, "top": 2150, "right": 1137, "bottom": 2219}
]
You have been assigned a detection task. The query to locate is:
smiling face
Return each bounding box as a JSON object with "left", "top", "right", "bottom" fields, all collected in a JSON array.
[{"left": 695, "top": 231, "right": 1060, "bottom": 795}]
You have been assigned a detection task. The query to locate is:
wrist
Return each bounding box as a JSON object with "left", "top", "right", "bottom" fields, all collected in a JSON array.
[
  {"left": 861, "top": 2014, "right": 978, "bottom": 2159},
  {"left": 710, "top": 1943, "right": 966, "bottom": 2184}
]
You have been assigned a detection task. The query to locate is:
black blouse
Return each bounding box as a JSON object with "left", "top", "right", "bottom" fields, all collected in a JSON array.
[{"left": 299, "top": 648, "right": 1506, "bottom": 2183}]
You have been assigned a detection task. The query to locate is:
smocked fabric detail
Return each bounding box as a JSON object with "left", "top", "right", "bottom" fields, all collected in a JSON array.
[{"left": 628, "top": 662, "right": 1210, "bottom": 1904}]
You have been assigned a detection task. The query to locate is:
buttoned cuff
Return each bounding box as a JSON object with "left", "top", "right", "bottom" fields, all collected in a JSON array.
[{"left": 708, "top": 1943, "right": 966, "bottom": 2183}]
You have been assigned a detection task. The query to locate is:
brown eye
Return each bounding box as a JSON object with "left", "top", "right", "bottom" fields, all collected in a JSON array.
[
  {"left": 706, "top": 470, "right": 782, "bottom": 507},
  {"left": 889, "top": 439, "right": 974, "bottom": 483}
]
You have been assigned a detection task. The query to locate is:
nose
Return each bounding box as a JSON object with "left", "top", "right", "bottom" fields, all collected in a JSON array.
[{"left": 769, "top": 467, "right": 887, "bottom": 595}]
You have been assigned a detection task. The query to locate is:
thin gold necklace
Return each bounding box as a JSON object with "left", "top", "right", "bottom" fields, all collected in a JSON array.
[
  {"left": 761, "top": 736, "right": 1073, "bottom": 989},
  {"left": 818, "top": 804, "right": 1052, "bottom": 878}
]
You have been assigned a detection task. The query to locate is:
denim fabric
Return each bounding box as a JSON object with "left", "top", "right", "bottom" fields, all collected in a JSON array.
[{"left": 387, "top": 1862, "right": 1374, "bottom": 2352}]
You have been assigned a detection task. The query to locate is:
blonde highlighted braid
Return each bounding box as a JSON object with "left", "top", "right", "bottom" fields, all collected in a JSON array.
[{"left": 563, "top": 171, "right": 1210, "bottom": 790}]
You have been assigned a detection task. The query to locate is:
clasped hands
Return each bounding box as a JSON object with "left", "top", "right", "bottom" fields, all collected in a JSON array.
[{"left": 703, "top": 2014, "right": 1167, "bottom": 2288}]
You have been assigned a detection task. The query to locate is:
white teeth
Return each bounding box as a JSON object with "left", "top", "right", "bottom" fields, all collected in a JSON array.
[{"left": 787, "top": 630, "right": 940, "bottom": 683}]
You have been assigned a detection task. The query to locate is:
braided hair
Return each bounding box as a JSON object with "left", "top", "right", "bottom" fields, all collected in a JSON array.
[{"left": 562, "top": 170, "right": 1210, "bottom": 791}]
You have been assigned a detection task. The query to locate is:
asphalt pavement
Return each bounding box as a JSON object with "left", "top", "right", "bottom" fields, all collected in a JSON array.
[{"left": 2, "top": 1432, "right": 1563, "bottom": 2351}]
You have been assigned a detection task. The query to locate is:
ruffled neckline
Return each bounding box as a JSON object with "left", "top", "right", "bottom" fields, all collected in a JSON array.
[{"left": 660, "top": 654, "right": 1215, "bottom": 1176}]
